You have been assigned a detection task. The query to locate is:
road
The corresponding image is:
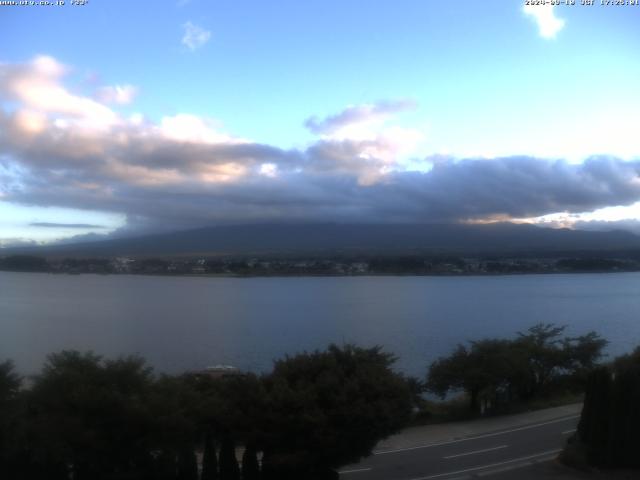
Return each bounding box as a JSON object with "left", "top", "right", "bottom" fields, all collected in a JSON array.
[{"left": 339, "top": 410, "right": 580, "bottom": 480}]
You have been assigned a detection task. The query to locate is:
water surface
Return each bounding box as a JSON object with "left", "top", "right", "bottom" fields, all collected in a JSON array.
[{"left": 2, "top": 271, "right": 639, "bottom": 377}]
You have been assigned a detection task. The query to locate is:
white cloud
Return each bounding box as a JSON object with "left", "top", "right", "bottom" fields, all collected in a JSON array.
[
  {"left": 0, "top": 56, "right": 250, "bottom": 188},
  {"left": 159, "top": 113, "right": 242, "bottom": 144},
  {"left": 304, "top": 100, "right": 425, "bottom": 184},
  {"left": 259, "top": 163, "right": 278, "bottom": 177},
  {"left": 96, "top": 84, "right": 138, "bottom": 105},
  {"left": 523, "top": 5, "right": 565, "bottom": 39},
  {"left": 1, "top": 55, "right": 117, "bottom": 130},
  {"left": 510, "top": 202, "right": 640, "bottom": 233},
  {"left": 181, "top": 21, "right": 211, "bottom": 50},
  {"left": 305, "top": 100, "right": 417, "bottom": 138}
]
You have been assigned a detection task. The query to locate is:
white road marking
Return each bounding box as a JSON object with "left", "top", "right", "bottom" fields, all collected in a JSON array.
[
  {"left": 407, "top": 449, "right": 562, "bottom": 480},
  {"left": 561, "top": 429, "right": 576, "bottom": 435},
  {"left": 443, "top": 445, "right": 508, "bottom": 459},
  {"left": 374, "top": 415, "right": 579, "bottom": 455},
  {"left": 339, "top": 467, "right": 372, "bottom": 474}
]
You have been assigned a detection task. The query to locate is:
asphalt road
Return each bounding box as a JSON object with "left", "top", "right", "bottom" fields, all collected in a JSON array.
[{"left": 339, "top": 414, "right": 580, "bottom": 480}]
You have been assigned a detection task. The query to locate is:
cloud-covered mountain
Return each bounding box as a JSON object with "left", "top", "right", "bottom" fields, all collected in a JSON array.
[{"left": 7, "top": 222, "right": 640, "bottom": 258}]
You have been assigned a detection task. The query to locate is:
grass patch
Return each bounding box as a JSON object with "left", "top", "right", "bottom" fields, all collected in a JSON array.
[
  {"left": 410, "top": 391, "right": 584, "bottom": 426},
  {"left": 522, "top": 391, "right": 584, "bottom": 411}
]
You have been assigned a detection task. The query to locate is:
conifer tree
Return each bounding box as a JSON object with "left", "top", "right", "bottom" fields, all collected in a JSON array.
[
  {"left": 202, "top": 433, "right": 219, "bottom": 480},
  {"left": 241, "top": 443, "right": 260, "bottom": 480},
  {"left": 177, "top": 447, "right": 198, "bottom": 480},
  {"left": 153, "top": 450, "right": 177, "bottom": 480},
  {"left": 219, "top": 437, "right": 240, "bottom": 480},
  {"left": 578, "top": 366, "right": 611, "bottom": 465},
  {"left": 576, "top": 348, "right": 640, "bottom": 468}
]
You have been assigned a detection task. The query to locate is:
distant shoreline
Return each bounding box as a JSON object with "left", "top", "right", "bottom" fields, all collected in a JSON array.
[
  {"left": 2, "top": 269, "right": 638, "bottom": 278},
  {"left": 3, "top": 252, "right": 639, "bottom": 277}
]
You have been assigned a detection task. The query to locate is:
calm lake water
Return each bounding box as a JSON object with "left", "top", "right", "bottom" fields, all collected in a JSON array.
[{"left": 2, "top": 271, "right": 640, "bottom": 377}]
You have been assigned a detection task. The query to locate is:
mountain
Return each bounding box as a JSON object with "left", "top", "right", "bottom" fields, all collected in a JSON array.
[{"left": 4, "top": 223, "right": 640, "bottom": 258}]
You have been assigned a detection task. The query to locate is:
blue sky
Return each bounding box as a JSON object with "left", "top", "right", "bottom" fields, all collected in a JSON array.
[{"left": 1, "top": 0, "right": 639, "bottom": 244}]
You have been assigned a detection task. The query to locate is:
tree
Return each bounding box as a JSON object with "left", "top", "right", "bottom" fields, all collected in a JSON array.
[
  {"left": 0, "top": 360, "right": 24, "bottom": 480},
  {"left": 145, "top": 373, "right": 202, "bottom": 478},
  {"left": 426, "top": 344, "right": 471, "bottom": 405},
  {"left": 577, "top": 366, "right": 612, "bottom": 465},
  {"left": 260, "top": 344, "right": 412, "bottom": 477},
  {"left": 177, "top": 447, "right": 198, "bottom": 480},
  {"left": 563, "top": 331, "right": 608, "bottom": 371},
  {"left": 427, "top": 340, "right": 517, "bottom": 412},
  {"left": 404, "top": 375, "right": 427, "bottom": 412},
  {"left": 241, "top": 443, "right": 260, "bottom": 480},
  {"left": 183, "top": 370, "right": 267, "bottom": 480},
  {"left": 426, "top": 324, "right": 608, "bottom": 413},
  {"left": 150, "top": 450, "right": 177, "bottom": 480},
  {"left": 561, "top": 331, "right": 608, "bottom": 391},
  {"left": 515, "top": 324, "right": 607, "bottom": 398},
  {"left": 25, "top": 351, "right": 158, "bottom": 479},
  {"left": 575, "top": 347, "right": 640, "bottom": 468},
  {"left": 219, "top": 436, "right": 240, "bottom": 480},
  {"left": 201, "top": 433, "right": 219, "bottom": 480},
  {"left": 515, "top": 323, "right": 569, "bottom": 398},
  {"left": 0, "top": 360, "right": 21, "bottom": 402}
]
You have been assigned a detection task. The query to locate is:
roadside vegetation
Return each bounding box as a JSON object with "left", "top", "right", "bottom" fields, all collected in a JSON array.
[
  {"left": 0, "top": 345, "right": 411, "bottom": 480},
  {"left": 562, "top": 347, "right": 640, "bottom": 470},
  {"left": 422, "top": 324, "right": 607, "bottom": 418},
  {"left": 0, "top": 324, "right": 622, "bottom": 479}
]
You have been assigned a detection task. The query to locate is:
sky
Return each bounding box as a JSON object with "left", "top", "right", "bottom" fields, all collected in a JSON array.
[{"left": 0, "top": 0, "right": 639, "bottom": 245}]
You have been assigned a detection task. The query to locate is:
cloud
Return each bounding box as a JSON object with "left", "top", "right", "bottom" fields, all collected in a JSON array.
[
  {"left": 2, "top": 56, "right": 640, "bottom": 238},
  {"left": 304, "top": 99, "right": 417, "bottom": 136},
  {"left": 523, "top": 5, "right": 565, "bottom": 39},
  {"left": 0, "top": 55, "right": 117, "bottom": 130},
  {"left": 95, "top": 84, "right": 138, "bottom": 105},
  {"left": 304, "top": 100, "right": 423, "bottom": 184},
  {"left": 0, "top": 238, "right": 39, "bottom": 248},
  {"left": 181, "top": 21, "right": 211, "bottom": 50},
  {"left": 29, "top": 222, "right": 106, "bottom": 229},
  {"left": 159, "top": 114, "right": 242, "bottom": 144},
  {"left": 572, "top": 219, "right": 640, "bottom": 235},
  {"left": 409, "top": 155, "right": 640, "bottom": 221}
]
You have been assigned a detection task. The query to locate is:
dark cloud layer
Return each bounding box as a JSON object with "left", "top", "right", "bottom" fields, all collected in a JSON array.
[
  {"left": 6, "top": 149, "right": 640, "bottom": 234},
  {"left": 2, "top": 56, "right": 640, "bottom": 237}
]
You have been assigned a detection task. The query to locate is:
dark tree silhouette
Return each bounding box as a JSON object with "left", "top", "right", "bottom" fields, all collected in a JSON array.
[
  {"left": 201, "top": 432, "right": 219, "bottom": 480},
  {"left": 219, "top": 436, "right": 240, "bottom": 480},
  {"left": 261, "top": 344, "right": 412, "bottom": 477},
  {"left": 0, "top": 360, "right": 21, "bottom": 401},
  {"left": 177, "top": 447, "right": 198, "bottom": 480},
  {"left": 23, "top": 351, "right": 167, "bottom": 480},
  {"left": 576, "top": 347, "right": 640, "bottom": 467},
  {"left": 151, "top": 450, "right": 178, "bottom": 480},
  {"left": 427, "top": 324, "right": 607, "bottom": 413},
  {"left": 0, "top": 361, "right": 24, "bottom": 480},
  {"left": 241, "top": 443, "right": 260, "bottom": 480},
  {"left": 427, "top": 340, "right": 517, "bottom": 412}
]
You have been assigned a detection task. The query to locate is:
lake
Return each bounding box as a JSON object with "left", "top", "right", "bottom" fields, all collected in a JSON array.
[{"left": 2, "top": 271, "right": 640, "bottom": 377}]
